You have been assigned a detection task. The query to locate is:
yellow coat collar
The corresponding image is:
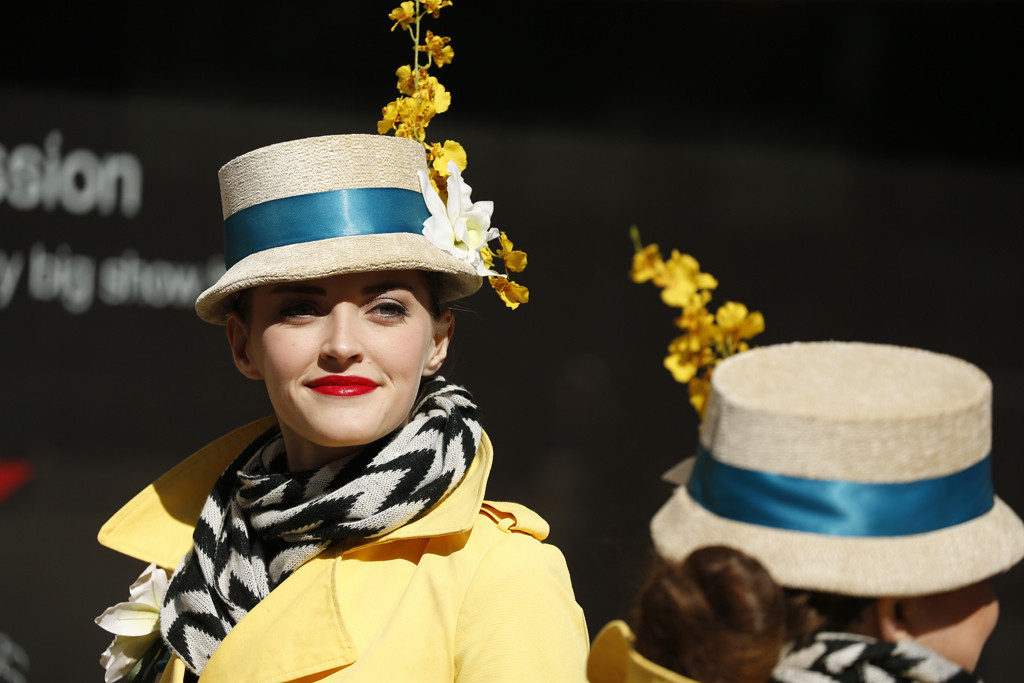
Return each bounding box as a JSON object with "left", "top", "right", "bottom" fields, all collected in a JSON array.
[
  {"left": 98, "top": 416, "right": 494, "bottom": 568},
  {"left": 587, "top": 621, "right": 701, "bottom": 683},
  {"left": 98, "top": 417, "right": 495, "bottom": 683}
]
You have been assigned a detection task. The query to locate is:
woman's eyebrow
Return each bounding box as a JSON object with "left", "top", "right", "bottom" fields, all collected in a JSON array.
[
  {"left": 267, "top": 284, "right": 327, "bottom": 296},
  {"left": 362, "top": 282, "right": 415, "bottom": 295}
]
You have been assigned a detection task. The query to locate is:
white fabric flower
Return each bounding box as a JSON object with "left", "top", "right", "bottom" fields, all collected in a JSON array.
[
  {"left": 418, "top": 161, "right": 499, "bottom": 276},
  {"left": 95, "top": 563, "right": 169, "bottom": 683}
]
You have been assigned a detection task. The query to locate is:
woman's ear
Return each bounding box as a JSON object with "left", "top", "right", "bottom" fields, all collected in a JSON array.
[
  {"left": 423, "top": 309, "right": 454, "bottom": 376},
  {"left": 876, "top": 597, "right": 914, "bottom": 643},
  {"left": 226, "top": 312, "right": 263, "bottom": 380}
]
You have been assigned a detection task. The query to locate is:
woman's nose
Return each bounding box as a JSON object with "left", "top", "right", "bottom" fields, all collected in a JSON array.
[{"left": 319, "top": 307, "right": 362, "bottom": 365}]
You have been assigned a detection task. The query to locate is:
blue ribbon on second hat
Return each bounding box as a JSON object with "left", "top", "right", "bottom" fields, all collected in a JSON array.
[
  {"left": 223, "top": 187, "right": 430, "bottom": 268},
  {"left": 686, "top": 445, "right": 995, "bottom": 536}
]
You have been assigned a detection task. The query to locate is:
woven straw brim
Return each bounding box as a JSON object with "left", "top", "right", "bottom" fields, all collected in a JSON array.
[
  {"left": 195, "top": 232, "right": 481, "bottom": 324},
  {"left": 651, "top": 459, "right": 1024, "bottom": 597}
]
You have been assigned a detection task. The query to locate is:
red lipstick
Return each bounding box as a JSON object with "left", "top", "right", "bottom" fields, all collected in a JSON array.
[{"left": 308, "top": 375, "right": 378, "bottom": 397}]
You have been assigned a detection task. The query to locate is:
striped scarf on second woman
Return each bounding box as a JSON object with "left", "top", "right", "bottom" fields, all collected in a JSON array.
[{"left": 771, "top": 632, "right": 980, "bottom": 683}]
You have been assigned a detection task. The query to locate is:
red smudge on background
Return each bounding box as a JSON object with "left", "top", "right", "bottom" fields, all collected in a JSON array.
[{"left": 0, "top": 459, "right": 32, "bottom": 504}]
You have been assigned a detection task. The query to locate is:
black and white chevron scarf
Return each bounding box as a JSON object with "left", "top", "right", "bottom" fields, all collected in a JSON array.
[
  {"left": 771, "top": 632, "right": 980, "bottom": 683},
  {"left": 158, "top": 378, "right": 481, "bottom": 675}
]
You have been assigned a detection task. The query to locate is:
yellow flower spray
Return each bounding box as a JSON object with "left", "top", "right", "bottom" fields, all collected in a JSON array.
[
  {"left": 630, "top": 226, "right": 765, "bottom": 417},
  {"left": 380, "top": 1, "right": 529, "bottom": 308}
]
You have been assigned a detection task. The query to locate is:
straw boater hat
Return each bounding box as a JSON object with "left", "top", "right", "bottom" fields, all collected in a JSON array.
[
  {"left": 195, "top": 134, "right": 482, "bottom": 324},
  {"left": 651, "top": 341, "right": 1024, "bottom": 597}
]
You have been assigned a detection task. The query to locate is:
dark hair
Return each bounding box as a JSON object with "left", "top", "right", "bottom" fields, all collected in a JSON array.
[
  {"left": 231, "top": 288, "right": 252, "bottom": 324},
  {"left": 633, "top": 546, "right": 786, "bottom": 683},
  {"left": 420, "top": 270, "right": 447, "bottom": 319},
  {"left": 632, "top": 546, "right": 873, "bottom": 683},
  {"left": 783, "top": 589, "right": 873, "bottom": 640}
]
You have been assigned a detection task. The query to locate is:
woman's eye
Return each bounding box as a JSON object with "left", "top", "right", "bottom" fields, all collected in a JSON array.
[
  {"left": 371, "top": 300, "right": 410, "bottom": 320},
  {"left": 279, "top": 302, "right": 318, "bottom": 319}
]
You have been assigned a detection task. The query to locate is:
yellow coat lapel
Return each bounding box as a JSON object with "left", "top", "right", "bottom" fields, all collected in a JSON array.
[
  {"left": 98, "top": 416, "right": 278, "bottom": 569},
  {"left": 200, "top": 554, "right": 357, "bottom": 682}
]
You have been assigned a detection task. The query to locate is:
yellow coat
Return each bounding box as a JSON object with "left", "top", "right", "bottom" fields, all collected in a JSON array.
[
  {"left": 587, "top": 621, "right": 699, "bottom": 683},
  {"left": 99, "top": 417, "right": 590, "bottom": 682}
]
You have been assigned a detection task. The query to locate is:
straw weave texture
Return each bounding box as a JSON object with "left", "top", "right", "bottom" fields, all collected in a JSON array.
[
  {"left": 701, "top": 342, "right": 991, "bottom": 480},
  {"left": 652, "top": 341, "right": 1024, "bottom": 597},
  {"left": 218, "top": 134, "right": 425, "bottom": 219}
]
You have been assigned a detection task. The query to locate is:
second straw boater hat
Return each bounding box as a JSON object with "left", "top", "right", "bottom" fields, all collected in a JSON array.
[
  {"left": 651, "top": 341, "right": 1024, "bottom": 597},
  {"left": 195, "top": 134, "right": 482, "bottom": 324}
]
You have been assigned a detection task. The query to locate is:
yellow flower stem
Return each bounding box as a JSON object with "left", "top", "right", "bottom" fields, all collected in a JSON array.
[
  {"left": 629, "top": 225, "right": 644, "bottom": 253},
  {"left": 411, "top": 1, "right": 422, "bottom": 108}
]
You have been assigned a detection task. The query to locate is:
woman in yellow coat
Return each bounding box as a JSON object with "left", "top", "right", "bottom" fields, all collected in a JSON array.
[{"left": 95, "top": 134, "right": 588, "bottom": 682}]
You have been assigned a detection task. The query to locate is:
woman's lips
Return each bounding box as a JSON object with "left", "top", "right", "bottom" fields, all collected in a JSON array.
[{"left": 307, "top": 375, "right": 378, "bottom": 397}]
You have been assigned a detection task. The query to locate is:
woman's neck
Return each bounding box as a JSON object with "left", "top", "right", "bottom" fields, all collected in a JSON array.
[{"left": 278, "top": 423, "right": 363, "bottom": 472}]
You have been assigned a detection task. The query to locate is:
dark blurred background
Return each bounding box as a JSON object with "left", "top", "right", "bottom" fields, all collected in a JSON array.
[{"left": 2, "top": 1, "right": 1022, "bottom": 680}]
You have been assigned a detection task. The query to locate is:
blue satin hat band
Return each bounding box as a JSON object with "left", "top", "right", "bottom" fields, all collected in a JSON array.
[
  {"left": 686, "top": 445, "right": 995, "bottom": 537},
  {"left": 223, "top": 187, "right": 430, "bottom": 268}
]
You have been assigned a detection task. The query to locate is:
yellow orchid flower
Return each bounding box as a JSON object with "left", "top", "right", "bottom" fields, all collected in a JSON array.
[
  {"left": 377, "top": 100, "right": 400, "bottom": 135},
  {"left": 496, "top": 232, "right": 528, "bottom": 273},
  {"left": 394, "top": 121, "right": 420, "bottom": 141},
  {"left": 422, "top": 0, "right": 453, "bottom": 17},
  {"left": 715, "top": 302, "right": 765, "bottom": 343},
  {"left": 490, "top": 276, "right": 530, "bottom": 310},
  {"left": 400, "top": 95, "right": 432, "bottom": 123},
  {"left": 480, "top": 245, "right": 496, "bottom": 270},
  {"left": 688, "top": 376, "right": 712, "bottom": 419},
  {"left": 630, "top": 243, "right": 664, "bottom": 284},
  {"left": 421, "top": 31, "right": 454, "bottom": 67},
  {"left": 673, "top": 307, "right": 716, "bottom": 348},
  {"left": 381, "top": 94, "right": 449, "bottom": 142},
  {"left": 661, "top": 278, "right": 711, "bottom": 311},
  {"left": 417, "top": 74, "right": 451, "bottom": 114},
  {"left": 658, "top": 250, "right": 717, "bottom": 297},
  {"left": 388, "top": 2, "right": 416, "bottom": 31},
  {"left": 430, "top": 141, "right": 466, "bottom": 176},
  {"left": 664, "top": 344, "right": 704, "bottom": 383},
  {"left": 395, "top": 65, "right": 417, "bottom": 96}
]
